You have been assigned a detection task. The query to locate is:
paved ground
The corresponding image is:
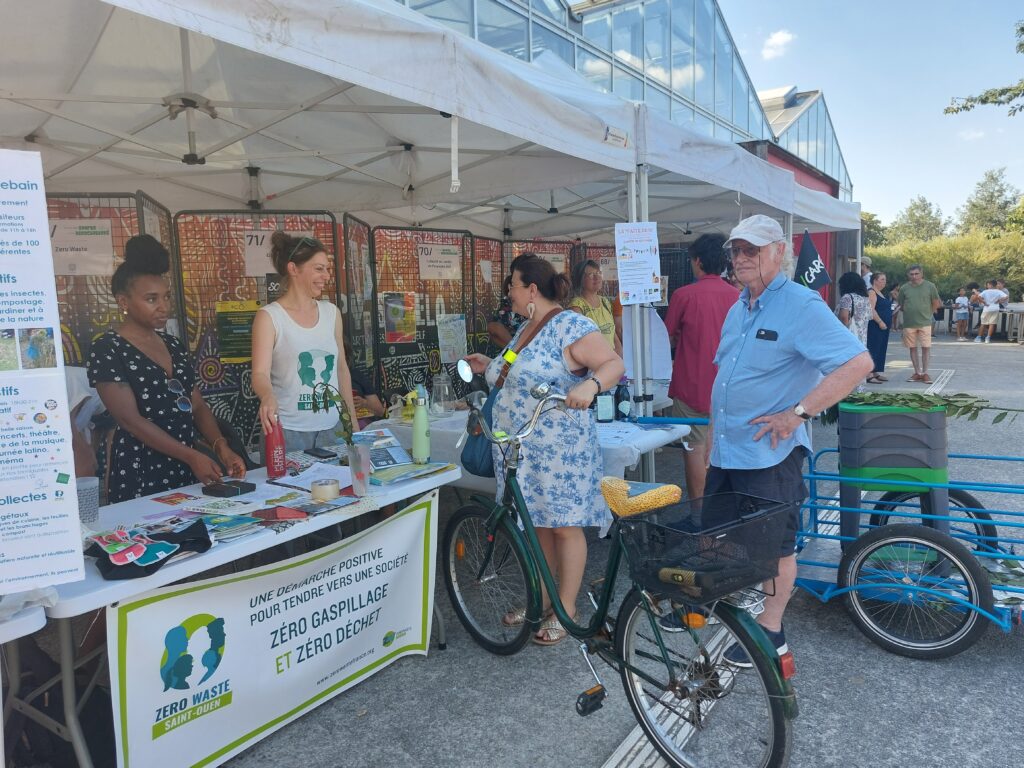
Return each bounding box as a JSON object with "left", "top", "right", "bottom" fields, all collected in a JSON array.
[{"left": 12, "top": 331, "right": 1024, "bottom": 768}]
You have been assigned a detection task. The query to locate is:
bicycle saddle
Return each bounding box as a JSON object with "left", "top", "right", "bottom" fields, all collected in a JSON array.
[{"left": 600, "top": 477, "right": 681, "bottom": 518}]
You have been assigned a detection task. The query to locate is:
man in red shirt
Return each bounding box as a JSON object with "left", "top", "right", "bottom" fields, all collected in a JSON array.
[{"left": 664, "top": 234, "right": 738, "bottom": 499}]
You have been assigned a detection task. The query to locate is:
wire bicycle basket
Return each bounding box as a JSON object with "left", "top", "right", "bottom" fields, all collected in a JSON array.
[{"left": 619, "top": 492, "right": 791, "bottom": 603}]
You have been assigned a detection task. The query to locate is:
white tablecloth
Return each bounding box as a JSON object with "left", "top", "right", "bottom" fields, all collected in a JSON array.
[{"left": 375, "top": 412, "right": 689, "bottom": 493}]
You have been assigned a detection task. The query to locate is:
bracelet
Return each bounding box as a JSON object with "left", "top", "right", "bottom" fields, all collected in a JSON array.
[
  {"left": 586, "top": 375, "right": 603, "bottom": 395},
  {"left": 212, "top": 437, "right": 227, "bottom": 452}
]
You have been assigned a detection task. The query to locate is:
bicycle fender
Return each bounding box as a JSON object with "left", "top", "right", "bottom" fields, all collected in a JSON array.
[{"left": 720, "top": 604, "right": 799, "bottom": 721}]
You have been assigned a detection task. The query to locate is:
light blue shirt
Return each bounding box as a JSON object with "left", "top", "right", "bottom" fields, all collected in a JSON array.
[{"left": 710, "top": 273, "right": 866, "bottom": 470}]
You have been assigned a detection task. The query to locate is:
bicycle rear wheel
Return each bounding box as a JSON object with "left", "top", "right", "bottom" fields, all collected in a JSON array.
[
  {"left": 615, "top": 590, "right": 793, "bottom": 768},
  {"left": 442, "top": 505, "right": 538, "bottom": 655}
]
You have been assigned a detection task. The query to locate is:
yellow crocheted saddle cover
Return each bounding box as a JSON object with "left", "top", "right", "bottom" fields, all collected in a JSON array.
[{"left": 600, "top": 477, "right": 681, "bottom": 518}]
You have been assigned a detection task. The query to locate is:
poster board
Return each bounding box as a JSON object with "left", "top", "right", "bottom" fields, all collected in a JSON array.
[
  {"left": 108, "top": 492, "right": 437, "bottom": 768},
  {"left": 214, "top": 301, "right": 260, "bottom": 364},
  {"left": 614, "top": 222, "right": 661, "bottom": 306},
  {"left": 0, "top": 150, "right": 86, "bottom": 592},
  {"left": 50, "top": 219, "right": 116, "bottom": 276}
]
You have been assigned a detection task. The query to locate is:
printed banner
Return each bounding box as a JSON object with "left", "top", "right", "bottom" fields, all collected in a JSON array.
[
  {"left": 416, "top": 243, "right": 461, "bottom": 281},
  {"left": 0, "top": 150, "right": 85, "bottom": 592},
  {"left": 598, "top": 255, "right": 618, "bottom": 282},
  {"left": 614, "top": 222, "right": 661, "bottom": 306},
  {"left": 214, "top": 301, "right": 260, "bottom": 364},
  {"left": 108, "top": 492, "right": 437, "bottom": 768},
  {"left": 49, "top": 219, "right": 115, "bottom": 276},
  {"left": 242, "top": 231, "right": 313, "bottom": 277}
]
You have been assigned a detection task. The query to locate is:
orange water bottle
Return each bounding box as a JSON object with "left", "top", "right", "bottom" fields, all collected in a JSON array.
[{"left": 265, "top": 417, "right": 287, "bottom": 479}]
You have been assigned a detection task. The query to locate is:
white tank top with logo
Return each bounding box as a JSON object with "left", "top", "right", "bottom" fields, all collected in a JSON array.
[{"left": 261, "top": 300, "right": 340, "bottom": 432}]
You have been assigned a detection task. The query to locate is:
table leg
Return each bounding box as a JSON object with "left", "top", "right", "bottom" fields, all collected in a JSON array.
[
  {"left": 3, "top": 639, "right": 20, "bottom": 725},
  {"left": 432, "top": 604, "right": 446, "bottom": 651},
  {"left": 57, "top": 619, "right": 94, "bottom": 768}
]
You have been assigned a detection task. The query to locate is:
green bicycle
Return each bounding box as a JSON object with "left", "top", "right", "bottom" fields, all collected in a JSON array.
[{"left": 442, "top": 380, "right": 799, "bottom": 768}]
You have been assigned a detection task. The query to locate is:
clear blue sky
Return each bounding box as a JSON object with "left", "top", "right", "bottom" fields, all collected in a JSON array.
[{"left": 718, "top": 1, "right": 1023, "bottom": 225}]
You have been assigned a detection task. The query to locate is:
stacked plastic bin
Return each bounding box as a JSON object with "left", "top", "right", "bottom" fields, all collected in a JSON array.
[{"left": 837, "top": 403, "right": 949, "bottom": 544}]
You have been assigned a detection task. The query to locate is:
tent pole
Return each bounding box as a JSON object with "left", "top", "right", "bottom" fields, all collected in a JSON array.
[
  {"left": 855, "top": 226, "right": 863, "bottom": 277},
  {"left": 637, "top": 165, "right": 655, "bottom": 482}
]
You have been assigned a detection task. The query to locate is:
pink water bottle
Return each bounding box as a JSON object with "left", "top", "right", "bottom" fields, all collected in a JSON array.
[{"left": 265, "top": 418, "right": 286, "bottom": 479}]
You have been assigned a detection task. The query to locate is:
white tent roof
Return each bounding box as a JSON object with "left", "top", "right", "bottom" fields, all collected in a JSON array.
[
  {"left": 792, "top": 184, "right": 861, "bottom": 232},
  {"left": 0, "top": 0, "right": 633, "bottom": 215}
]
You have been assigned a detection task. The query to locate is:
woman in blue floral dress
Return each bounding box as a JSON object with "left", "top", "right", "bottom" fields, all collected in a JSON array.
[{"left": 464, "top": 254, "right": 624, "bottom": 645}]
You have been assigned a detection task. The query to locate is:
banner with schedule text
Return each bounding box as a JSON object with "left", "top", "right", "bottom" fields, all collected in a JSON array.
[
  {"left": 0, "top": 149, "right": 84, "bottom": 593},
  {"left": 107, "top": 492, "right": 437, "bottom": 768}
]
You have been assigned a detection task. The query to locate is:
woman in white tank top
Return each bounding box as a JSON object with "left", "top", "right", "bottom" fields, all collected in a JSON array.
[{"left": 251, "top": 233, "right": 357, "bottom": 452}]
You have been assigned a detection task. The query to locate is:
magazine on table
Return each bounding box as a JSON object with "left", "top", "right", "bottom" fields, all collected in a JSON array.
[
  {"left": 352, "top": 427, "right": 414, "bottom": 469},
  {"left": 369, "top": 462, "right": 455, "bottom": 486}
]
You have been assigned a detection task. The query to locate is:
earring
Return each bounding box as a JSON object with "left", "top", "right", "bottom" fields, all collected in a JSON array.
[{"left": 526, "top": 301, "right": 536, "bottom": 320}]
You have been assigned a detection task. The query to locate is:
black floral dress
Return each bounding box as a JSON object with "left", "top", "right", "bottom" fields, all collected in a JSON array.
[{"left": 87, "top": 331, "right": 196, "bottom": 503}]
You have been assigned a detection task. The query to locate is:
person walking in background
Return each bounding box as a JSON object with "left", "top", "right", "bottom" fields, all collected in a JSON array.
[
  {"left": 859, "top": 255, "right": 873, "bottom": 289},
  {"left": 568, "top": 259, "right": 622, "bottom": 355},
  {"left": 663, "top": 233, "right": 738, "bottom": 500},
  {"left": 973, "top": 279, "right": 1008, "bottom": 343},
  {"left": 897, "top": 265, "right": 942, "bottom": 383},
  {"left": 889, "top": 282, "right": 902, "bottom": 331},
  {"left": 836, "top": 271, "right": 871, "bottom": 346},
  {"left": 954, "top": 287, "right": 971, "bottom": 341},
  {"left": 866, "top": 272, "right": 892, "bottom": 382},
  {"left": 709, "top": 215, "right": 871, "bottom": 666}
]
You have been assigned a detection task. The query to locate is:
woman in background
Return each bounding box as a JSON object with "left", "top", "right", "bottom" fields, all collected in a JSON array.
[
  {"left": 568, "top": 259, "right": 622, "bottom": 355},
  {"left": 89, "top": 235, "right": 245, "bottom": 502},
  {"left": 865, "top": 272, "right": 892, "bottom": 383},
  {"left": 252, "top": 233, "right": 357, "bottom": 452}
]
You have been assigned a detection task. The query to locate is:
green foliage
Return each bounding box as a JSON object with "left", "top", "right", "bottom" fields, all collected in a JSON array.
[
  {"left": 945, "top": 21, "right": 1024, "bottom": 117},
  {"left": 957, "top": 168, "right": 1021, "bottom": 234},
  {"left": 820, "top": 391, "right": 1023, "bottom": 428},
  {"left": 1008, "top": 197, "right": 1024, "bottom": 234},
  {"left": 865, "top": 230, "right": 1024, "bottom": 299},
  {"left": 860, "top": 211, "right": 887, "bottom": 247},
  {"left": 885, "top": 196, "right": 950, "bottom": 244}
]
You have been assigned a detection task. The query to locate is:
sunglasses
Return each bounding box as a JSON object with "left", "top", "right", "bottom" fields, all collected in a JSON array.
[
  {"left": 166, "top": 378, "right": 193, "bottom": 412},
  {"left": 727, "top": 243, "right": 774, "bottom": 260},
  {"left": 287, "top": 236, "right": 318, "bottom": 262}
]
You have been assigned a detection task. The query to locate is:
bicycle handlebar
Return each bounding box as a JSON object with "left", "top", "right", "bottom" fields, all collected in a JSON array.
[{"left": 467, "top": 387, "right": 566, "bottom": 446}]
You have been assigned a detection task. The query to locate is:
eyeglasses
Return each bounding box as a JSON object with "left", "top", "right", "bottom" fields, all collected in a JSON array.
[
  {"left": 727, "top": 242, "right": 776, "bottom": 261},
  {"left": 166, "top": 378, "right": 193, "bottom": 412}
]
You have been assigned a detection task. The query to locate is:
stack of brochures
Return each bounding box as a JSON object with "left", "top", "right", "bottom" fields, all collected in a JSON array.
[
  {"left": 352, "top": 428, "right": 414, "bottom": 469},
  {"left": 369, "top": 462, "right": 456, "bottom": 486}
]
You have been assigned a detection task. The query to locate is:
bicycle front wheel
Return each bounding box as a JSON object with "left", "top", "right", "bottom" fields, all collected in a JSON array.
[
  {"left": 615, "top": 590, "right": 793, "bottom": 768},
  {"left": 442, "top": 505, "right": 538, "bottom": 655}
]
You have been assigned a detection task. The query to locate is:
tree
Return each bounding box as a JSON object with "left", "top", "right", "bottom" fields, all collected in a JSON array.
[
  {"left": 885, "top": 196, "right": 950, "bottom": 243},
  {"left": 945, "top": 21, "right": 1024, "bottom": 117},
  {"left": 1007, "top": 196, "right": 1024, "bottom": 234},
  {"left": 860, "top": 212, "right": 887, "bottom": 246},
  {"left": 957, "top": 168, "right": 1022, "bottom": 234}
]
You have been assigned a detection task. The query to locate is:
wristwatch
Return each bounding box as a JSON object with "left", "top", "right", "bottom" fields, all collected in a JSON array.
[{"left": 793, "top": 403, "right": 812, "bottom": 421}]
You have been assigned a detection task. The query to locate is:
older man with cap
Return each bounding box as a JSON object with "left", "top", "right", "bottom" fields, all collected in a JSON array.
[{"left": 708, "top": 215, "right": 872, "bottom": 667}]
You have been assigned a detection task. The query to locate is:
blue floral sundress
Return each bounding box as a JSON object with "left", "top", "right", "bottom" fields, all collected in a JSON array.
[{"left": 485, "top": 311, "right": 610, "bottom": 528}]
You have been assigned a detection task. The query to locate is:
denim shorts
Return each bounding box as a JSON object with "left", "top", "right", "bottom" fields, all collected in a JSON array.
[{"left": 703, "top": 447, "right": 808, "bottom": 556}]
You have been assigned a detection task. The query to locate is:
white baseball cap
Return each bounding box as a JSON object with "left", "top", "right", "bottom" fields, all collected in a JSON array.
[{"left": 725, "top": 215, "right": 785, "bottom": 247}]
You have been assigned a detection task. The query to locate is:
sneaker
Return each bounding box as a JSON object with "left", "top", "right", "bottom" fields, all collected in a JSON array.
[
  {"left": 974, "top": 337, "right": 983, "bottom": 343},
  {"left": 723, "top": 625, "right": 788, "bottom": 669},
  {"left": 984, "top": 337, "right": 991, "bottom": 343}
]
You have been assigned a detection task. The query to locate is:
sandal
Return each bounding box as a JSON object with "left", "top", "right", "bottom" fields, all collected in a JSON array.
[
  {"left": 866, "top": 375, "right": 883, "bottom": 384},
  {"left": 502, "top": 606, "right": 551, "bottom": 627},
  {"left": 920, "top": 374, "right": 933, "bottom": 383},
  {"left": 533, "top": 615, "right": 572, "bottom": 646},
  {"left": 874, "top": 374, "right": 889, "bottom": 382}
]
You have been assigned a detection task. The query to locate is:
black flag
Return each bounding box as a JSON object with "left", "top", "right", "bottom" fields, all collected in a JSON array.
[{"left": 795, "top": 230, "right": 831, "bottom": 291}]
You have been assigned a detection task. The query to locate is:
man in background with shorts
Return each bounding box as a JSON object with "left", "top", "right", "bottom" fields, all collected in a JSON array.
[
  {"left": 664, "top": 233, "right": 737, "bottom": 500},
  {"left": 898, "top": 265, "right": 942, "bottom": 383},
  {"left": 973, "top": 279, "right": 1008, "bottom": 343}
]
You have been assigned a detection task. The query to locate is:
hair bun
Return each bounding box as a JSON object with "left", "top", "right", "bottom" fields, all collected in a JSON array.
[{"left": 123, "top": 234, "right": 170, "bottom": 274}]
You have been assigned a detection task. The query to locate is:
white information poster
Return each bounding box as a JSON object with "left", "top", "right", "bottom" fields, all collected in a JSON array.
[
  {"left": 417, "top": 243, "right": 461, "bottom": 281},
  {"left": 0, "top": 150, "right": 86, "bottom": 593},
  {"left": 437, "top": 314, "right": 467, "bottom": 363},
  {"left": 142, "top": 207, "right": 164, "bottom": 245},
  {"left": 49, "top": 219, "right": 115, "bottom": 276},
  {"left": 108, "top": 492, "right": 437, "bottom": 768},
  {"left": 535, "top": 251, "right": 566, "bottom": 274},
  {"left": 242, "top": 230, "right": 313, "bottom": 277},
  {"left": 614, "top": 222, "right": 661, "bottom": 306}
]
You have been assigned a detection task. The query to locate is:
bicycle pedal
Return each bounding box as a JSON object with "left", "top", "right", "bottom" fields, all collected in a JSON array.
[{"left": 575, "top": 684, "right": 607, "bottom": 716}]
